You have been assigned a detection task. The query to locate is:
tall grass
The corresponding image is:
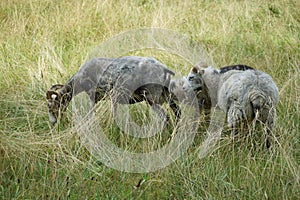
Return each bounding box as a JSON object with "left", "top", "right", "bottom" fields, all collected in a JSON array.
[{"left": 0, "top": 0, "right": 299, "bottom": 199}]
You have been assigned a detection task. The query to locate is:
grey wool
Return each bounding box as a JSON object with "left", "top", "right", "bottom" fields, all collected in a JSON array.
[
  {"left": 185, "top": 64, "right": 279, "bottom": 148},
  {"left": 46, "top": 56, "right": 180, "bottom": 125}
]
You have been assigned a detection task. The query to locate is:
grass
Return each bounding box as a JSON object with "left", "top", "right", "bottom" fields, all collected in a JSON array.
[{"left": 0, "top": 0, "right": 299, "bottom": 199}]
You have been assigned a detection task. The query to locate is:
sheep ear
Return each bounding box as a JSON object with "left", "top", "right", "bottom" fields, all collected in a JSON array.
[
  {"left": 191, "top": 67, "right": 199, "bottom": 74},
  {"left": 46, "top": 90, "right": 61, "bottom": 101}
]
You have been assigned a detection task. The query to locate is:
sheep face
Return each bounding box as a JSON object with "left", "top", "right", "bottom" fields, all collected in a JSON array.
[
  {"left": 46, "top": 90, "right": 61, "bottom": 124},
  {"left": 46, "top": 84, "right": 66, "bottom": 125},
  {"left": 184, "top": 67, "right": 212, "bottom": 114},
  {"left": 184, "top": 67, "right": 205, "bottom": 92}
]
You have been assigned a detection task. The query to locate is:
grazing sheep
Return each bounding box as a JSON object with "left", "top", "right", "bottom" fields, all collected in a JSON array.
[
  {"left": 185, "top": 64, "right": 279, "bottom": 148},
  {"left": 46, "top": 56, "right": 181, "bottom": 125},
  {"left": 180, "top": 64, "right": 254, "bottom": 117}
]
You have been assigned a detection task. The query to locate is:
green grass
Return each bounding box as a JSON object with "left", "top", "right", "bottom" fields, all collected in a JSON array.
[{"left": 0, "top": 0, "right": 299, "bottom": 199}]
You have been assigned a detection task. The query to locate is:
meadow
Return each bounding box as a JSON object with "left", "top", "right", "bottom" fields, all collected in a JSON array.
[{"left": 0, "top": 0, "right": 299, "bottom": 199}]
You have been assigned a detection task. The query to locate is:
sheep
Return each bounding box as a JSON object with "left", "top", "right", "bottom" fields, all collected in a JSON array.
[
  {"left": 184, "top": 64, "right": 279, "bottom": 148},
  {"left": 168, "top": 64, "right": 254, "bottom": 118},
  {"left": 46, "top": 56, "right": 181, "bottom": 125}
]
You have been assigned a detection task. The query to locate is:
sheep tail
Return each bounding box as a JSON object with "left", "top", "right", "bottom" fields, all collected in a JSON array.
[{"left": 248, "top": 89, "right": 266, "bottom": 112}]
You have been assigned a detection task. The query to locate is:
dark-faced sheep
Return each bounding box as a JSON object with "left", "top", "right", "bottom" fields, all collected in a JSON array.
[{"left": 46, "top": 56, "right": 181, "bottom": 125}]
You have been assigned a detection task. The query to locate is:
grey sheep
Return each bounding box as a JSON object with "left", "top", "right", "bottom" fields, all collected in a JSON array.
[
  {"left": 46, "top": 56, "right": 181, "bottom": 125},
  {"left": 184, "top": 64, "right": 279, "bottom": 148}
]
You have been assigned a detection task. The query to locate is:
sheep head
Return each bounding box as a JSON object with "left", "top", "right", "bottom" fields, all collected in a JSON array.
[
  {"left": 46, "top": 84, "right": 64, "bottom": 125},
  {"left": 185, "top": 66, "right": 206, "bottom": 92}
]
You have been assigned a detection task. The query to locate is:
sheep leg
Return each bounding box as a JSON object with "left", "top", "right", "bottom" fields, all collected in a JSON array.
[
  {"left": 264, "top": 106, "right": 277, "bottom": 148},
  {"left": 142, "top": 87, "right": 170, "bottom": 124},
  {"left": 227, "top": 100, "right": 245, "bottom": 138},
  {"left": 149, "top": 102, "right": 169, "bottom": 123},
  {"left": 168, "top": 98, "right": 181, "bottom": 123}
]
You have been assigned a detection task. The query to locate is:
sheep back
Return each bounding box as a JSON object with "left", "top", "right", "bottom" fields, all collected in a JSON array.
[{"left": 217, "top": 69, "right": 279, "bottom": 124}]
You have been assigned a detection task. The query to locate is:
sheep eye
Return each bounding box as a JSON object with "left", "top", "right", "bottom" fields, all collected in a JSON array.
[{"left": 188, "top": 76, "right": 194, "bottom": 81}]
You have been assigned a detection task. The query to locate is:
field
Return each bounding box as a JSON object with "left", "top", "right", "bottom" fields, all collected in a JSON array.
[{"left": 0, "top": 0, "right": 299, "bottom": 199}]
